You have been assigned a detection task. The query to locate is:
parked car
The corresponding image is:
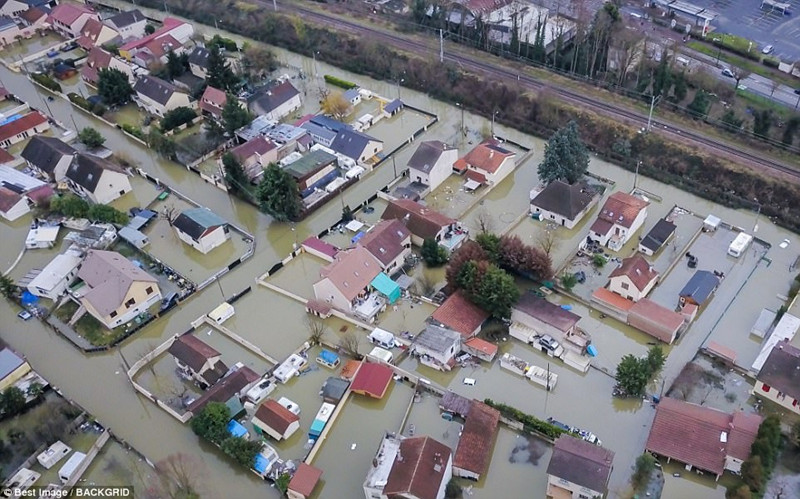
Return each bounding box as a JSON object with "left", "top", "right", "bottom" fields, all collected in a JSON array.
[
  {"left": 17, "top": 310, "right": 32, "bottom": 320},
  {"left": 538, "top": 335, "right": 560, "bottom": 352},
  {"left": 762, "top": 44, "right": 774, "bottom": 55},
  {"left": 721, "top": 68, "right": 735, "bottom": 78},
  {"left": 794, "top": 88, "right": 800, "bottom": 95}
]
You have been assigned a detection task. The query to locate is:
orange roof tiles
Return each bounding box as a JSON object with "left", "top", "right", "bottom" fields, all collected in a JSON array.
[{"left": 431, "top": 291, "right": 489, "bottom": 338}]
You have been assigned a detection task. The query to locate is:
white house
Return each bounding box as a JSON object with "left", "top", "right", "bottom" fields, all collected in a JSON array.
[
  {"left": 27, "top": 252, "right": 83, "bottom": 301},
  {"left": 754, "top": 340, "right": 800, "bottom": 415},
  {"left": 329, "top": 128, "right": 383, "bottom": 165},
  {"left": 607, "top": 255, "right": 659, "bottom": 303},
  {"left": 65, "top": 153, "right": 132, "bottom": 205},
  {"left": 133, "top": 75, "right": 193, "bottom": 117},
  {"left": 21, "top": 135, "right": 76, "bottom": 182},
  {"left": 104, "top": 9, "right": 147, "bottom": 41},
  {"left": 454, "top": 139, "right": 516, "bottom": 189},
  {"left": 547, "top": 436, "right": 615, "bottom": 499},
  {"left": 363, "top": 434, "right": 452, "bottom": 499},
  {"left": 172, "top": 208, "right": 230, "bottom": 254},
  {"left": 0, "top": 111, "right": 49, "bottom": 148},
  {"left": 411, "top": 324, "right": 462, "bottom": 371},
  {"left": 46, "top": 3, "right": 99, "bottom": 38},
  {"left": 247, "top": 80, "right": 301, "bottom": 121},
  {"left": 252, "top": 399, "right": 301, "bottom": 441},
  {"left": 588, "top": 191, "right": 649, "bottom": 251},
  {"left": 407, "top": 140, "right": 458, "bottom": 193},
  {"left": 187, "top": 46, "right": 210, "bottom": 78},
  {"left": 167, "top": 334, "right": 229, "bottom": 387},
  {"left": 530, "top": 180, "right": 599, "bottom": 229},
  {"left": 0, "top": 186, "right": 30, "bottom": 221}
]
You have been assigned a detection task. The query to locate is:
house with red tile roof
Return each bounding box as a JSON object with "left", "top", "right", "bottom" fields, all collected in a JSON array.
[
  {"left": 453, "top": 401, "right": 499, "bottom": 480},
  {"left": 0, "top": 111, "right": 48, "bottom": 147},
  {"left": 301, "top": 236, "right": 339, "bottom": 262},
  {"left": 363, "top": 433, "right": 452, "bottom": 499},
  {"left": 199, "top": 86, "right": 226, "bottom": 120},
  {"left": 453, "top": 139, "right": 516, "bottom": 189},
  {"left": 430, "top": 291, "right": 488, "bottom": 339},
  {"left": 227, "top": 137, "right": 278, "bottom": 182},
  {"left": 19, "top": 7, "right": 47, "bottom": 28},
  {"left": 132, "top": 34, "right": 185, "bottom": 68},
  {"left": 81, "top": 47, "right": 137, "bottom": 86},
  {"left": 47, "top": 3, "right": 99, "bottom": 38},
  {"left": 357, "top": 219, "right": 411, "bottom": 273},
  {"left": 167, "top": 334, "right": 228, "bottom": 388},
  {"left": 547, "top": 436, "right": 615, "bottom": 499},
  {"left": 77, "top": 18, "right": 119, "bottom": 50},
  {"left": 381, "top": 198, "right": 464, "bottom": 249},
  {"left": 287, "top": 463, "right": 323, "bottom": 499},
  {"left": 462, "top": 337, "right": 498, "bottom": 362},
  {"left": 754, "top": 340, "right": 800, "bottom": 415},
  {"left": 645, "top": 397, "right": 762, "bottom": 479},
  {"left": 252, "top": 399, "right": 301, "bottom": 441},
  {"left": 350, "top": 362, "right": 393, "bottom": 399},
  {"left": 119, "top": 17, "right": 193, "bottom": 60},
  {"left": 188, "top": 366, "right": 259, "bottom": 415},
  {"left": 588, "top": 191, "right": 649, "bottom": 252},
  {"left": 608, "top": 255, "right": 659, "bottom": 302},
  {"left": 312, "top": 246, "right": 383, "bottom": 313},
  {"left": 627, "top": 298, "right": 685, "bottom": 344}
]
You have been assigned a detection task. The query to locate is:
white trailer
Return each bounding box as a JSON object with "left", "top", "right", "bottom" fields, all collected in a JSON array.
[
  {"left": 368, "top": 328, "right": 397, "bottom": 349},
  {"left": 58, "top": 451, "right": 86, "bottom": 484},
  {"left": 208, "top": 303, "right": 235, "bottom": 324},
  {"left": 728, "top": 232, "right": 753, "bottom": 258},
  {"left": 37, "top": 441, "right": 72, "bottom": 469}
]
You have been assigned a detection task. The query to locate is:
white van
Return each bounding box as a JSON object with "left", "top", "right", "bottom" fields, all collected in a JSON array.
[
  {"left": 58, "top": 451, "right": 87, "bottom": 484},
  {"left": 368, "top": 328, "right": 397, "bottom": 349}
]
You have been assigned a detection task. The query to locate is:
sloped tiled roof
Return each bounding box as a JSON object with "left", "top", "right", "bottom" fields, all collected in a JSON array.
[
  {"left": 679, "top": 270, "right": 720, "bottom": 305},
  {"left": 0, "top": 186, "right": 22, "bottom": 212},
  {"left": 173, "top": 208, "right": 227, "bottom": 240},
  {"left": 65, "top": 153, "right": 126, "bottom": 193},
  {"left": 248, "top": 80, "right": 299, "bottom": 115},
  {"left": 514, "top": 292, "right": 580, "bottom": 333},
  {"left": 78, "top": 250, "right": 157, "bottom": 317},
  {"left": 317, "top": 246, "right": 382, "bottom": 302},
  {"left": 188, "top": 366, "right": 259, "bottom": 413},
  {"left": 47, "top": 3, "right": 95, "bottom": 25},
  {"left": 727, "top": 411, "right": 762, "bottom": 462},
  {"left": 199, "top": 85, "right": 226, "bottom": 116},
  {"left": 594, "top": 191, "right": 649, "bottom": 229},
  {"left": 350, "top": 362, "right": 393, "bottom": 398},
  {"left": 254, "top": 399, "right": 300, "bottom": 434},
  {"left": 383, "top": 436, "right": 451, "bottom": 499},
  {"left": 134, "top": 75, "right": 182, "bottom": 106},
  {"left": 547, "top": 436, "right": 615, "bottom": 493},
  {"left": 758, "top": 339, "right": 800, "bottom": 401},
  {"left": 609, "top": 255, "right": 659, "bottom": 293},
  {"left": 168, "top": 334, "right": 221, "bottom": 372},
  {"left": 0, "top": 112, "right": 47, "bottom": 143},
  {"left": 381, "top": 198, "right": 456, "bottom": 241},
  {"left": 457, "top": 139, "right": 514, "bottom": 174},
  {"left": 229, "top": 137, "right": 276, "bottom": 164},
  {"left": 357, "top": 219, "right": 410, "bottom": 268},
  {"left": 453, "top": 401, "right": 499, "bottom": 475},
  {"left": 430, "top": 291, "right": 488, "bottom": 338},
  {"left": 628, "top": 298, "right": 684, "bottom": 343},
  {"left": 531, "top": 180, "right": 596, "bottom": 220},
  {"left": 641, "top": 218, "right": 677, "bottom": 253}
]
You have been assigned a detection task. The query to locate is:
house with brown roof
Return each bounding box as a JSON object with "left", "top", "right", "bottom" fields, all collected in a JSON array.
[
  {"left": 0, "top": 186, "right": 29, "bottom": 221},
  {"left": 462, "top": 337, "right": 498, "bottom": 362},
  {"left": 588, "top": 191, "right": 649, "bottom": 252},
  {"left": 645, "top": 397, "right": 762, "bottom": 479},
  {"left": 313, "top": 246, "right": 383, "bottom": 314},
  {"left": 77, "top": 17, "right": 119, "bottom": 51},
  {"left": 407, "top": 140, "right": 458, "bottom": 193},
  {"left": 607, "top": 255, "right": 659, "bottom": 302},
  {"left": 453, "top": 401, "right": 499, "bottom": 480},
  {"left": 381, "top": 198, "right": 465, "bottom": 250},
  {"left": 430, "top": 291, "right": 489, "bottom": 339},
  {"left": 252, "top": 399, "right": 301, "bottom": 441},
  {"left": 530, "top": 180, "right": 599, "bottom": 229},
  {"left": 187, "top": 366, "right": 259, "bottom": 415},
  {"left": 0, "top": 111, "right": 48, "bottom": 148},
  {"left": 287, "top": 463, "right": 323, "bottom": 499},
  {"left": 227, "top": 137, "right": 278, "bottom": 182},
  {"left": 511, "top": 293, "right": 589, "bottom": 356},
  {"left": 363, "top": 433, "right": 452, "bottom": 499},
  {"left": 75, "top": 250, "right": 161, "bottom": 329},
  {"left": 357, "top": 219, "right": 412, "bottom": 273},
  {"left": 754, "top": 340, "right": 800, "bottom": 415},
  {"left": 167, "top": 334, "right": 228, "bottom": 388},
  {"left": 81, "top": 47, "right": 137, "bottom": 87},
  {"left": 199, "top": 86, "right": 226, "bottom": 120},
  {"left": 19, "top": 7, "right": 47, "bottom": 28},
  {"left": 546, "top": 436, "right": 615, "bottom": 499},
  {"left": 47, "top": 3, "right": 99, "bottom": 38},
  {"left": 454, "top": 139, "right": 515, "bottom": 191},
  {"left": 350, "top": 361, "right": 394, "bottom": 399},
  {"left": 628, "top": 298, "right": 685, "bottom": 344}
]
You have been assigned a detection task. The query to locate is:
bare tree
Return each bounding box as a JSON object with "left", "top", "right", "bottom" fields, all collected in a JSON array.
[
  {"left": 733, "top": 69, "right": 751, "bottom": 91},
  {"left": 148, "top": 453, "right": 206, "bottom": 499},
  {"left": 474, "top": 205, "right": 495, "bottom": 234},
  {"left": 415, "top": 271, "right": 437, "bottom": 297},
  {"left": 338, "top": 331, "right": 362, "bottom": 359},
  {"left": 536, "top": 229, "right": 559, "bottom": 257},
  {"left": 161, "top": 204, "right": 179, "bottom": 226},
  {"left": 305, "top": 315, "right": 327, "bottom": 345}
]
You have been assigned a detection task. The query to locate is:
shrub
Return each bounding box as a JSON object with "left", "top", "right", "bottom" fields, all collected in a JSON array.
[
  {"left": 121, "top": 123, "right": 146, "bottom": 141},
  {"left": 762, "top": 57, "right": 780, "bottom": 68},
  {"left": 210, "top": 34, "right": 238, "bottom": 52},
  {"left": 324, "top": 74, "right": 357, "bottom": 89},
  {"left": 91, "top": 103, "right": 107, "bottom": 116},
  {"left": 78, "top": 127, "right": 105, "bottom": 148},
  {"left": 483, "top": 399, "right": 566, "bottom": 439},
  {"left": 592, "top": 254, "right": 606, "bottom": 268},
  {"left": 632, "top": 453, "right": 655, "bottom": 490},
  {"left": 561, "top": 272, "right": 577, "bottom": 290},
  {"left": 67, "top": 92, "right": 91, "bottom": 111},
  {"left": 160, "top": 106, "right": 196, "bottom": 132},
  {"left": 32, "top": 73, "right": 61, "bottom": 92}
]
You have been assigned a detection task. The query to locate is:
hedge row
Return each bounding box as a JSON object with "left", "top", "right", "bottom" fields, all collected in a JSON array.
[
  {"left": 121, "top": 123, "right": 146, "bottom": 141},
  {"left": 483, "top": 399, "right": 566, "bottom": 440},
  {"left": 324, "top": 74, "right": 357, "bottom": 90},
  {"left": 32, "top": 73, "right": 61, "bottom": 93},
  {"left": 67, "top": 92, "right": 106, "bottom": 117}
]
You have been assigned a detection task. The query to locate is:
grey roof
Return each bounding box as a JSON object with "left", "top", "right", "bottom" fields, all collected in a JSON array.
[
  {"left": 21, "top": 136, "right": 76, "bottom": 175},
  {"left": 0, "top": 347, "right": 25, "bottom": 381},
  {"left": 65, "top": 153, "right": 126, "bottom": 193},
  {"left": 247, "top": 80, "right": 299, "bottom": 115},
  {"left": 330, "top": 128, "right": 381, "bottom": 161},
  {"left": 532, "top": 180, "right": 597, "bottom": 219},
  {"left": 106, "top": 9, "right": 145, "bottom": 29},
  {"left": 283, "top": 150, "right": 337, "bottom": 180},
  {"left": 758, "top": 340, "right": 800, "bottom": 401},
  {"left": 641, "top": 218, "right": 677, "bottom": 252},
  {"left": 118, "top": 226, "right": 148, "bottom": 247},
  {"left": 134, "top": 75, "right": 181, "bottom": 106},
  {"left": 77, "top": 249, "right": 157, "bottom": 317},
  {"left": 309, "top": 115, "right": 348, "bottom": 133},
  {"left": 679, "top": 270, "right": 720, "bottom": 305},
  {"left": 173, "top": 207, "right": 226, "bottom": 240},
  {"left": 187, "top": 46, "right": 210, "bottom": 69},
  {"left": 414, "top": 324, "right": 461, "bottom": 354},
  {"left": 440, "top": 390, "right": 472, "bottom": 417},
  {"left": 321, "top": 377, "right": 350, "bottom": 402},
  {"left": 0, "top": 16, "right": 16, "bottom": 31},
  {"left": 342, "top": 88, "right": 360, "bottom": 101},
  {"left": 515, "top": 292, "right": 580, "bottom": 332},
  {"left": 300, "top": 121, "right": 337, "bottom": 143},
  {"left": 384, "top": 99, "right": 403, "bottom": 114},
  {"left": 547, "top": 436, "right": 614, "bottom": 493},
  {"left": 407, "top": 140, "right": 455, "bottom": 174}
]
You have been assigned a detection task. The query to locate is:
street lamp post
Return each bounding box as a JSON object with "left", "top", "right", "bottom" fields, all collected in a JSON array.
[
  {"left": 396, "top": 78, "right": 404, "bottom": 99},
  {"left": 312, "top": 51, "right": 320, "bottom": 78},
  {"left": 753, "top": 198, "right": 761, "bottom": 233},
  {"left": 491, "top": 109, "right": 498, "bottom": 137},
  {"left": 456, "top": 102, "right": 464, "bottom": 139}
]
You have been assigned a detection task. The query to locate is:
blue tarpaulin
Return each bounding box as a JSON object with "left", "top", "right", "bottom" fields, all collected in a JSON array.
[
  {"left": 371, "top": 273, "right": 401, "bottom": 304},
  {"left": 351, "top": 232, "right": 365, "bottom": 244},
  {"left": 21, "top": 291, "right": 39, "bottom": 306},
  {"left": 253, "top": 454, "right": 269, "bottom": 474},
  {"left": 227, "top": 420, "right": 248, "bottom": 438},
  {"left": 318, "top": 349, "right": 339, "bottom": 366}
]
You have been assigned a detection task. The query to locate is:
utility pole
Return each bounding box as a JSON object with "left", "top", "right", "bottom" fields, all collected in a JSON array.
[
  {"left": 392, "top": 156, "right": 397, "bottom": 178},
  {"left": 439, "top": 29, "right": 444, "bottom": 63},
  {"left": 491, "top": 110, "right": 497, "bottom": 136},
  {"left": 634, "top": 160, "right": 641, "bottom": 190},
  {"left": 647, "top": 95, "right": 661, "bottom": 132},
  {"left": 273, "top": 0, "right": 277, "bottom": 10},
  {"left": 753, "top": 199, "right": 761, "bottom": 233}
]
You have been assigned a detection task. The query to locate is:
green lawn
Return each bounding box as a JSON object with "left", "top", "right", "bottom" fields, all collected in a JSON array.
[{"left": 54, "top": 300, "right": 78, "bottom": 322}]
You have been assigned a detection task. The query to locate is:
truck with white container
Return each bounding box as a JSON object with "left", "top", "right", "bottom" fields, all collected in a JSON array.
[{"left": 58, "top": 451, "right": 87, "bottom": 484}]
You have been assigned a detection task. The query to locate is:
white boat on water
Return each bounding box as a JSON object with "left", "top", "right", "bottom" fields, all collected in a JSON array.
[{"left": 500, "top": 353, "right": 557, "bottom": 390}]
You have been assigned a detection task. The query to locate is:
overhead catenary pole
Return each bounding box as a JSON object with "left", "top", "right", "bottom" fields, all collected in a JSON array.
[{"left": 439, "top": 29, "right": 444, "bottom": 63}]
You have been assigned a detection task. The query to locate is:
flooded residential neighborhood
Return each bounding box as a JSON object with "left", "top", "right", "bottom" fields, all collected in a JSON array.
[{"left": 1, "top": 2, "right": 800, "bottom": 499}]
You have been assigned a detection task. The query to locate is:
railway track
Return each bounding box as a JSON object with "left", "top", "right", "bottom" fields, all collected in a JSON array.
[{"left": 276, "top": 1, "right": 800, "bottom": 180}]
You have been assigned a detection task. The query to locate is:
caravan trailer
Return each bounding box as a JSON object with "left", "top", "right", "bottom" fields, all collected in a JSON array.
[
  {"left": 37, "top": 441, "right": 71, "bottom": 469},
  {"left": 58, "top": 451, "right": 86, "bottom": 484},
  {"left": 728, "top": 232, "right": 753, "bottom": 258},
  {"left": 368, "top": 328, "right": 397, "bottom": 349}
]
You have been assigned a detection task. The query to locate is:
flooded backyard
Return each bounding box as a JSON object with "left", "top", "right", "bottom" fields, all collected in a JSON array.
[{"left": 1, "top": 8, "right": 800, "bottom": 498}]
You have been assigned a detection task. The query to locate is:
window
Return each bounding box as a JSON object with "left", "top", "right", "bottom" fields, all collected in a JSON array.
[
  {"left": 125, "top": 297, "right": 136, "bottom": 308},
  {"left": 145, "top": 286, "right": 154, "bottom": 294},
  {"left": 621, "top": 282, "right": 629, "bottom": 290},
  {"left": 761, "top": 384, "right": 771, "bottom": 393},
  {"left": 110, "top": 311, "right": 117, "bottom": 318}
]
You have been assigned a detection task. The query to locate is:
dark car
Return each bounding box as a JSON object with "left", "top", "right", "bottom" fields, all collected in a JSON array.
[{"left": 795, "top": 88, "right": 800, "bottom": 95}]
